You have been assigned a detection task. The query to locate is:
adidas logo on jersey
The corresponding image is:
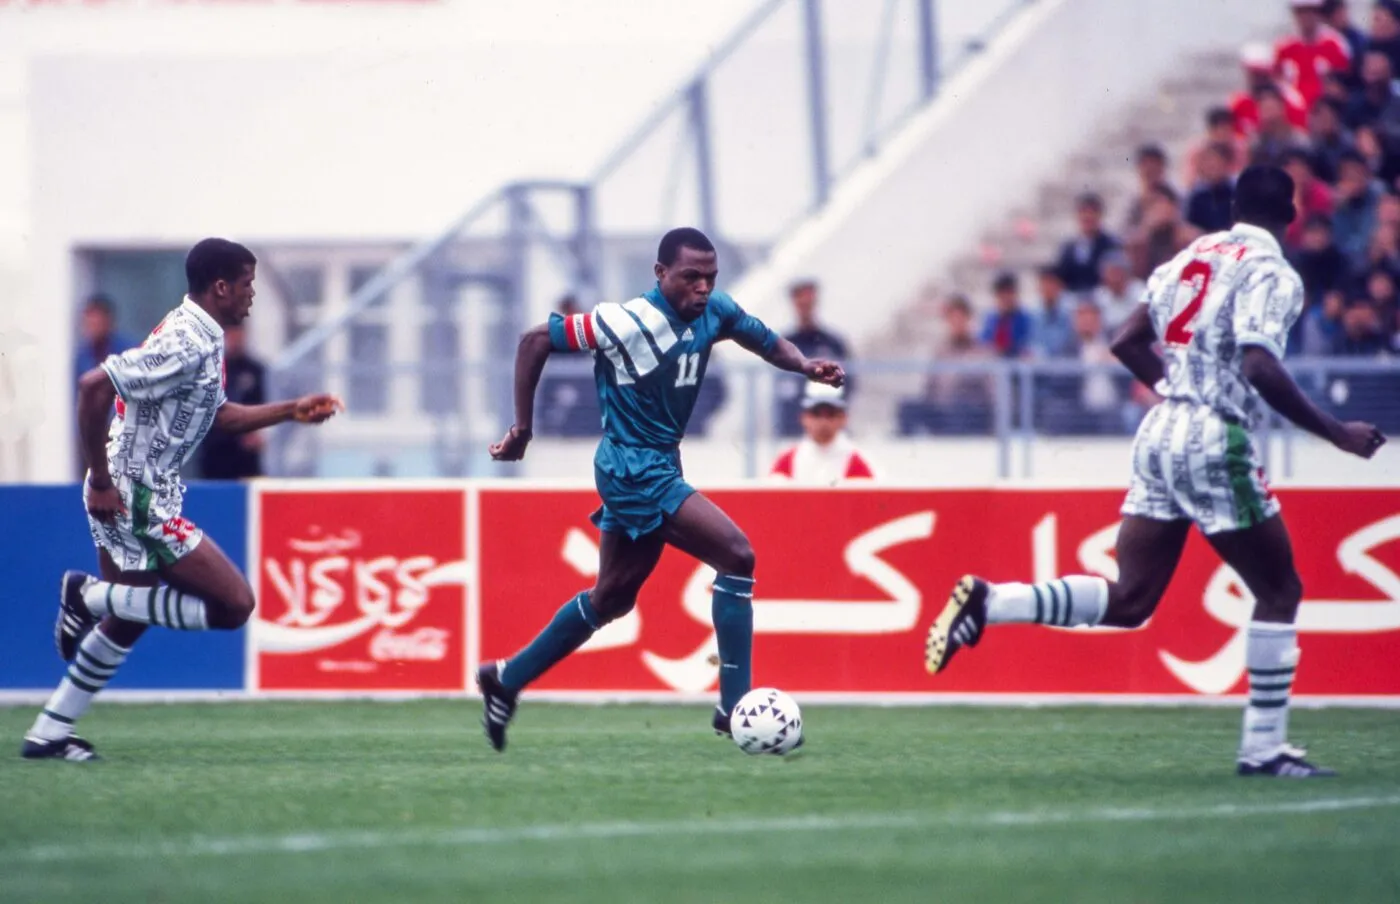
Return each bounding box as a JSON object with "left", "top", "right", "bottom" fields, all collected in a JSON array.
[{"left": 681, "top": 328, "right": 694, "bottom": 341}]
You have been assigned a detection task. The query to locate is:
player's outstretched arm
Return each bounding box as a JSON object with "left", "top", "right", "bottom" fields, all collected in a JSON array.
[
  {"left": 759, "top": 336, "right": 845, "bottom": 387},
  {"left": 1109, "top": 306, "right": 1165, "bottom": 390},
  {"left": 490, "top": 322, "right": 554, "bottom": 461},
  {"left": 214, "top": 395, "right": 343, "bottom": 434},
  {"left": 1241, "top": 347, "right": 1386, "bottom": 458},
  {"left": 76, "top": 367, "right": 123, "bottom": 521}
]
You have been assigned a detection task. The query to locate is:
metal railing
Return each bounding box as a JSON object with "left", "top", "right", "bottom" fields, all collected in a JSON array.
[
  {"left": 265, "top": 357, "right": 1400, "bottom": 481},
  {"left": 266, "top": 0, "right": 1037, "bottom": 471}
]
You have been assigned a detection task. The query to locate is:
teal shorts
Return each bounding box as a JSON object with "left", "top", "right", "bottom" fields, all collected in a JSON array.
[{"left": 591, "top": 437, "right": 696, "bottom": 540}]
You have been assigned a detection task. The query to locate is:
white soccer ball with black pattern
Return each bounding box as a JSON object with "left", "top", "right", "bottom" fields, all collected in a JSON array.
[{"left": 730, "top": 687, "right": 803, "bottom": 755}]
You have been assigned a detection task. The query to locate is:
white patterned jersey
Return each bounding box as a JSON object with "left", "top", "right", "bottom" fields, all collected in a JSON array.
[
  {"left": 100, "top": 297, "right": 226, "bottom": 489},
  {"left": 1142, "top": 223, "right": 1304, "bottom": 431}
]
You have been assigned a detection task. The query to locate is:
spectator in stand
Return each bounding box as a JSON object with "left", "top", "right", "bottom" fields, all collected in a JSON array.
[
  {"left": 1369, "top": 0, "right": 1400, "bottom": 79},
  {"left": 199, "top": 324, "right": 268, "bottom": 480},
  {"left": 1072, "top": 299, "right": 1121, "bottom": 424},
  {"left": 1322, "top": 70, "right": 1354, "bottom": 107},
  {"left": 73, "top": 293, "right": 135, "bottom": 389},
  {"left": 1249, "top": 85, "right": 1312, "bottom": 168},
  {"left": 1057, "top": 192, "right": 1119, "bottom": 292},
  {"left": 1322, "top": 0, "right": 1367, "bottom": 77},
  {"left": 925, "top": 294, "right": 993, "bottom": 409},
  {"left": 1335, "top": 298, "right": 1390, "bottom": 354},
  {"left": 1365, "top": 266, "right": 1400, "bottom": 334},
  {"left": 1364, "top": 220, "right": 1400, "bottom": 276},
  {"left": 1289, "top": 213, "right": 1349, "bottom": 307},
  {"left": 1184, "top": 107, "right": 1248, "bottom": 186},
  {"left": 1128, "top": 184, "right": 1201, "bottom": 279},
  {"left": 1354, "top": 122, "right": 1400, "bottom": 185},
  {"left": 1303, "top": 289, "right": 1346, "bottom": 353},
  {"left": 1274, "top": 0, "right": 1353, "bottom": 110},
  {"left": 1334, "top": 149, "right": 1385, "bottom": 268},
  {"left": 1185, "top": 142, "right": 1238, "bottom": 233},
  {"left": 1309, "top": 97, "right": 1356, "bottom": 181},
  {"left": 1030, "top": 265, "right": 1076, "bottom": 359},
  {"left": 1093, "top": 251, "right": 1146, "bottom": 332},
  {"left": 783, "top": 279, "right": 850, "bottom": 362},
  {"left": 1283, "top": 149, "right": 1336, "bottom": 247},
  {"left": 1349, "top": 50, "right": 1400, "bottom": 128},
  {"left": 981, "top": 271, "right": 1033, "bottom": 358},
  {"left": 1231, "top": 42, "right": 1310, "bottom": 137},
  {"left": 777, "top": 279, "right": 851, "bottom": 436},
  {"left": 769, "top": 382, "right": 874, "bottom": 485},
  {"left": 1124, "top": 144, "right": 1172, "bottom": 231}
]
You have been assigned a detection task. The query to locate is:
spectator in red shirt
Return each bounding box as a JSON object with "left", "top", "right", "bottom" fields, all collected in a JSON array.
[
  {"left": 1274, "top": 0, "right": 1353, "bottom": 110},
  {"left": 1283, "top": 149, "right": 1335, "bottom": 247},
  {"left": 1231, "top": 42, "right": 1310, "bottom": 136},
  {"left": 769, "top": 382, "right": 875, "bottom": 485}
]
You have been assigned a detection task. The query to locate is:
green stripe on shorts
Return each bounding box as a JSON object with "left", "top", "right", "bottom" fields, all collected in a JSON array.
[
  {"left": 1225, "top": 423, "right": 1264, "bottom": 529},
  {"left": 131, "top": 483, "right": 178, "bottom": 569}
]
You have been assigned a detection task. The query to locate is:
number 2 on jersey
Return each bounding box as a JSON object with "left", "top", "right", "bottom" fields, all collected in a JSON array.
[
  {"left": 675, "top": 352, "right": 701, "bottom": 387},
  {"left": 1165, "top": 259, "right": 1212, "bottom": 345}
]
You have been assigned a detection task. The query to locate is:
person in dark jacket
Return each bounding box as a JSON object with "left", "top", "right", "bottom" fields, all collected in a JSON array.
[
  {"left": 1056, "top": 193, "right": 1120, "bottom": 292},
  {"left": 1185, "top": 142, "right": 1237, "bottom": 233},
  {"left": 199, "top": 325, "right": 268, "bottom": 479}
]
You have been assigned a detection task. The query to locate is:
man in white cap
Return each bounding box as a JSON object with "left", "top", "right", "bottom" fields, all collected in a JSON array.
[{"left": 769, "top": 381, "right": 875, "bottom": 484}]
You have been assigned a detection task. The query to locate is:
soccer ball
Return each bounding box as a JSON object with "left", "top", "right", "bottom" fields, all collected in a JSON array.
[{"left": 730, "top": 687, "right": 803, "bottom": 755}]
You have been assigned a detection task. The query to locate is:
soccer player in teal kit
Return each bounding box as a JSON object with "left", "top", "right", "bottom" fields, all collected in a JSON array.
[{"left": 478, "top": 227, "right": 845, "bottom": 751}]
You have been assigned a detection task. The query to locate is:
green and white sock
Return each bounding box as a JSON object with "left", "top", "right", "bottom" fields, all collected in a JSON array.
[
  {"left": 1239, "top": 621, "right": 1298, "bottom": 761},
  {"left": 985, "top": 576, "right": 1109, "bottom": 627},
  {"left": 27, "top": 628, "right": 131, "bottom": 741},
  {"left": 82, "top": 581, "right": 209, "bottom": 630}
]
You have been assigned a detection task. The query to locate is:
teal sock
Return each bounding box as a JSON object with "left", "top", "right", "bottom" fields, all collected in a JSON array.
[
  {"left": 500, "top": 592, "right": 601, "bottom": 692},
  {"left": 712, "top": 574, "right": 754, "bottom": 714}
]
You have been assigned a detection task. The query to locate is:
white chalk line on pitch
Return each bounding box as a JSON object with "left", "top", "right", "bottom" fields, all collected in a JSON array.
[{"left": 4, "top": 794, "right": 1400, "bottom": 865}]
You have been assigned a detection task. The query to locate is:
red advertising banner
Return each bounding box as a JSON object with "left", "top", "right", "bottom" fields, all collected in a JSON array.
[
  {"left": 250, "top": 486, "right": 469, "bottom": 692},
  {"left": 475, "top": 487, "right": 1400, "bottom": 698}
]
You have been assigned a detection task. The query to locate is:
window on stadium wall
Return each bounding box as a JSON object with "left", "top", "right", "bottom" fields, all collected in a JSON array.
[
  {"left": 420, "top": 293, "right": 460, "bottom": 416},
  {"left": 347, "top": 265, "right": 391, "bottom": 416},
  {"left": 84, "top": 250, "right": 187, "bottom": 337}
]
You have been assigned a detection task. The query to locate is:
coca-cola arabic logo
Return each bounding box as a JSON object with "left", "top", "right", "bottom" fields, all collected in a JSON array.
[
  {"left": 1035, "top": 513, "right": 1400, "bottom": 694},
  {"left": 254, "top": 527, "right": 469, "bottom": 660},
  {"left": 563, "top": 512, "right": 936, "bottom": 692}
]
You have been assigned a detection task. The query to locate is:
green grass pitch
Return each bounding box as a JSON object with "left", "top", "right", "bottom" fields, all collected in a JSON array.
[{"left": 1, "top": 702, "right": 1398, "bottom": 903}]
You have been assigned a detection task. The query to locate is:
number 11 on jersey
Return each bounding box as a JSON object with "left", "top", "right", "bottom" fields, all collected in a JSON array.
[
  {"left": 675, "top": 352, "right": 701, "bottom": 387},
  {"left": 1165, "top": 259, "right": 1212, "bottom": 345}
]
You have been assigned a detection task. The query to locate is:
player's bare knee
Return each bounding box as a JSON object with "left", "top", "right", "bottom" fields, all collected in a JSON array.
[
  {"left": 1103, "top": 582, "right": 1161, "bottom": 629},
  {"left": 588, "top": 589, "right": 636, "bottom": 624},
  {"left": 211, "top": 587, "right": 256, "bottom": 630},
  {"left": 720, "top": 540, "right": 756, "bottom": 577},
  {"left": 1256, "top": 571, "right": 1303, "bottom": 621}
]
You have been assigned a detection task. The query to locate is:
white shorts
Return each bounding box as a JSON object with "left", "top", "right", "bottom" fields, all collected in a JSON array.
[
  {"left": 84, "top": 474, "right": 203, "bottom": 572},
  {"left": 1120, "top": 401, "right": 1280, "bottom": 535}
]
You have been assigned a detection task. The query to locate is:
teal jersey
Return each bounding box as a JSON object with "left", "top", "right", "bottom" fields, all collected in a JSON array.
[{"left": 547, "top": 286, "right": 778, "bottom": 448}]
